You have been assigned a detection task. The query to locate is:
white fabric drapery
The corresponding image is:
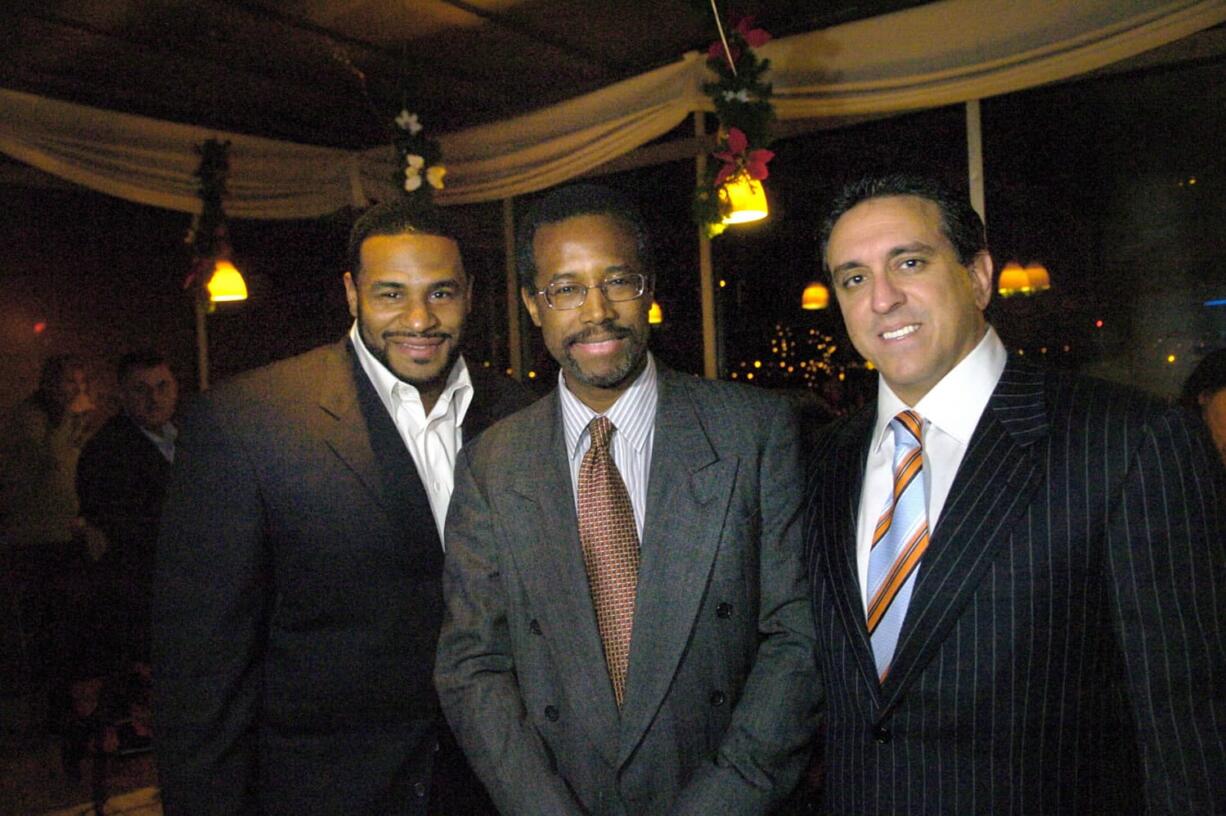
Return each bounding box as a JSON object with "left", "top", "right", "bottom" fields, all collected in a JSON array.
[{"left": 2, "top": 0, "right": 1222, "bottom": 217}]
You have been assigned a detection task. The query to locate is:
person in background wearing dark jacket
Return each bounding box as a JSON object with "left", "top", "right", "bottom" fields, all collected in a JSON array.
[
  {"left": 77, "top": 349, "right": 179, "bottom": 666},
  {"left": 1182, "top": 347, "right": 1226, "bottom": 468},
  {"left": 153, "top": 199, "right": 533, "bottom": 816}
]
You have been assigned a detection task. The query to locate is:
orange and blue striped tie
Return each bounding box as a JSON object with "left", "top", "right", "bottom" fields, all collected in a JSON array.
[{"left": 866, "top": 410, "right": 929, "bottom": 680}]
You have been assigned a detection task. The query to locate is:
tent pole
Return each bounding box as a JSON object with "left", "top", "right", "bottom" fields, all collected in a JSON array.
[
  {"left": 503, "top": 196, "right": 523, "bottom": 380},
  {"left": 695, "top": 112, "right": 718, "bottom": 380},
  {"left": 966, "top": 99, "right": 986, "bottom": 230},
  {"left": 195, "top": 297, "right": 210, "bottom": 392}
]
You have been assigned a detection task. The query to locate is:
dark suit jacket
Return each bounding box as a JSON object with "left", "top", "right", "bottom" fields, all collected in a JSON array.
[
  {"left": 804, "top": 360, "right": 1226, "bottom": 814},
  {"left": 435, "top": 366, "right": 820, "bottom": 816},
  {"left": 153, "top": 339, "right": 532, "bottom": 816},
  {"left": 78, "top": 412, "right": 172, "bottom": 586}
]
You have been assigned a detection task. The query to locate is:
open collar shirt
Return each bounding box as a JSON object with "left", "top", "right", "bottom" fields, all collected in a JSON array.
[
  {"left": 138, "top": 421, "right": 177, "bottom": 463},
  {"left": 350, "top": 323, "right": 473, "bottom": 543},
  {"left": 855, "top": 326, "right": 1007, "bottom": 609},
  {"left": 559, "top": 353, "right": 658, "bottom": 540}
]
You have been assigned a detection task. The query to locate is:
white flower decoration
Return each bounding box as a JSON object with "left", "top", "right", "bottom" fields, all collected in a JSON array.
[
  {"left": 396, "top": 109, "right": 423, "bottom": 134},
  {"left": 722, "top": 89, "right": 752, "bottom": 103}
]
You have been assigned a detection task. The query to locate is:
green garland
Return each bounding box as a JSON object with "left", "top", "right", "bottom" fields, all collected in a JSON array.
[
  {"left": 693, "top": 17, "right": 776, "bottom": 237},
  {"left": 392, "top": 109, "right": 446, "bottom": 210}
]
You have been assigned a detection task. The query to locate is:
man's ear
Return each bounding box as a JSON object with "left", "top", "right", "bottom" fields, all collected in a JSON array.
[
  {"left": 521, "top": 287, "right": 544, "bottom": 328},
  {"left": 969, "top": 251, "right": 994, "bottom": 311},
  {"left": 343, "top": 271, "right": 359, "bottom": 318}
]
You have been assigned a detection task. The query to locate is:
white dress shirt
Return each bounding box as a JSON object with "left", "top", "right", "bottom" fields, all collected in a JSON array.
[
  {"left": 855, "top": 326, "right": 1007, "bottom": 610},
  {"left": 559, "top": 353, "right": 658, "bottom": 540},
  {"left": 349, "top": 323, "right": 473, "bottom": 543},
  {"left": 139, "top": 421, "right": 177, "bottom": 463}
]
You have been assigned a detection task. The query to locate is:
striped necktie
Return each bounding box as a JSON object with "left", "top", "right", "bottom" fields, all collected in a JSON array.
[
  {"left": 866, "top": 410, "right": 930, "bottom": 680},
  {"left": 577, "top": 416, "right": 640, "bottom": 707}
]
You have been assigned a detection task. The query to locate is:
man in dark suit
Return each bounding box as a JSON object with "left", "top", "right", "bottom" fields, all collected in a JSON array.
[
  {"left": 804, "top": 173, "right": 1225, "bottom": 814},
  {"left": 435, "top": 184, "right": 819, "bottom": 815},
  {"left": 153, "top": 200, "right": 533, "bottom": 815},
  {"left": 77, "top": 349, "right": 178, "bottom": 664}
]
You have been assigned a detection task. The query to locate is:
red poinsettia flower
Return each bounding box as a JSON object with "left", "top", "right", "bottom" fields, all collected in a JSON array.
[
  {"left": 735, "top": 16, "right": 772, "bottom": 48},
  {"left": 713, "top": 127, "right": 775, "bottom": 186},
  {"left": 707, "top": 15, "right": 771, "bottom": 65}
]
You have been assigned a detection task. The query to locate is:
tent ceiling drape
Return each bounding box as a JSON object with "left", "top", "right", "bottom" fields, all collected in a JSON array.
[{"left": 2, "top": 0, "right": 1223, "bottom": 218}]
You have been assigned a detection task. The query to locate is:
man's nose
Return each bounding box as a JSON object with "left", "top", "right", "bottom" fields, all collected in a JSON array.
[
  {"left": 577, "top": 284, "right": 616, "bottom": 323},
  {"left": 870, "top": 271, "right": 904, "bottom": 314},
  {"left": 401, "top": 298, "right": 439, "bottom": 331}
]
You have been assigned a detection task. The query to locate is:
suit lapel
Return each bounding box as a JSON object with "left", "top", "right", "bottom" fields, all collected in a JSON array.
[
  {"left": 618, "top": 370, "right": 736, "bottom": 765},
  {"left": 503, "top": 394, "right": 622, "bottom": 763},
  {"left": 817, "top": 408, "right": 884, "bottom": 702},
  {"left": 879, "top": 361, "right": 1048, "bottom": 708},
  {"left": 316, "top": 339, "right": 386, "bottom": 512}
]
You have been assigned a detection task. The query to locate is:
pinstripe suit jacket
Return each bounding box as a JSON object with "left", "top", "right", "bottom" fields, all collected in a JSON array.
[{"left": 804, "top": 360, "right": 1226, "bottom": 814}]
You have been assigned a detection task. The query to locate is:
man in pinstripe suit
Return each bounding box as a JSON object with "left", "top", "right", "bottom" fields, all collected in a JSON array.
[{"left": 804, "top": 173, "right": 1225, "bottom": 814}]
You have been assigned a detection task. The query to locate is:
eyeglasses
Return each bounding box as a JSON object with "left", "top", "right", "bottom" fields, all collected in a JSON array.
[{"left": 533, "top": 273, "right": 647, "bottom": 310}]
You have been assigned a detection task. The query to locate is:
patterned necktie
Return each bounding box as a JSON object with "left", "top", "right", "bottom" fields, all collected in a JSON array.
[
  {"left": 866, "top": 410, "right": 930, "bottom": 680},
  {"left": 577, "top": 416, "right": 640, "bottom": 707}
]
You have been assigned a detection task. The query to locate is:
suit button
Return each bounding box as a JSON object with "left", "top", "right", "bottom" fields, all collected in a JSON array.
[
  {"left": 544, "top": 705, "right": 559, "bottom": 722},
  {"left": 709, "top": 690, "right": 726, "bottom": 706},
  {"left": 716, "top": 602, "right": 733, "bottom": 619},
  {"left": 413, "top": 781, "right": 427, "bottom": 798},
  {"left": 873, "top": 724, "right": 891, "bottom": 744},
  {"left": 529, "top": 619, "right": 543, "bottom": 635}
]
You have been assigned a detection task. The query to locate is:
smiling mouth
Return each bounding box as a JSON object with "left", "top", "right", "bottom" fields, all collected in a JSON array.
[
  {"left": 386, "top": 334, "right": 448, "bottom": 358},
  {"left": 881, "top": 324, "right": 919, "bottom": 341},
  {"left": 567, "top": 327, "right": 630, "bottom": 350}
]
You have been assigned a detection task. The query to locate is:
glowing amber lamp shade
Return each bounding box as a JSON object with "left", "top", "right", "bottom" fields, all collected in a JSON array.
[
  {"left": 648, "top": 300, "right": 664, "bottom": 325},
  {"left": 1025, "top": 263, "right": 1050, "bottom": 291},
  {"left": 719, "top": 174, "right": 768, "bottom": 224},
  {"left": 997, "top": 261, "right": 1030, "bottom": 297},
  {"left": 207, "top": 260, "right": 248, "bottom": 302},
  {"left": 801, "top": 281, "right": 829, "bottom": 310}
]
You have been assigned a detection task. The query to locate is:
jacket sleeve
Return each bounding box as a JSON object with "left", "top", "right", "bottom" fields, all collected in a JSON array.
[
  {"left": 152, "top": 394, "right": 267, "bottom": 816},
  {"left": 1104, "top": 406, "right": 1226, "bottom": 814},
  {"left": 672, "top": 396, "right": 822, "bottom": 815},
  {"left": 434, "top": 448, "right": 587, "bottom": 816}
]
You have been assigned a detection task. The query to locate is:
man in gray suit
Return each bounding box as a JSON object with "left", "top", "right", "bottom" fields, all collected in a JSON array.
[
  {"left": 435, "top": 184, "right": 819, "bottom": 815},
  {"left": 804, "top": 173, "right": 1225, "bottom": 814}
]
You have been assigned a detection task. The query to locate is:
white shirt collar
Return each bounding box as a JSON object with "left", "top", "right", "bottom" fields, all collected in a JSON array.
[
  {"left": 560, "top": 352, "right": 658, "bottom": 458},
  {"left": 348, "top": 321, "right": 473, "bottom": 430},
  {"left": 872, "top": 325, "right": 1007, "bottom": 452}
]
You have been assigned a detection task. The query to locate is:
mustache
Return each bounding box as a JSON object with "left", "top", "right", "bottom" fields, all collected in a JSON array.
[
  {"left": 564, "top": 322, "right": 633, "bottom": 348},
  {"left": 382, "top": 331, "right": 452, "bottom": 341}
]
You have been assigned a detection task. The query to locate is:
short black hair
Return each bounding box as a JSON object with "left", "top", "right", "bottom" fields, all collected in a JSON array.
[
  {"left": 819, "top": 173, "right": 987, "bottom": 274},
  {"left": 516, "top": 183, "right": 655, "bottom": 292},
  {"left": 117, "top": 349, "right": 168, "bottom": 384},
  {"left": 1182, "top": 348, "right": 1226, "bottom": 410},
  {"left": 347, "top": 200, "right": 459, "bottom": 278}
]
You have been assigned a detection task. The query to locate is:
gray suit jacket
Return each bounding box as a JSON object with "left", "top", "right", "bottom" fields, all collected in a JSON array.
[{"left": 435, "top": 366, "right": 820, "bottom": 815}]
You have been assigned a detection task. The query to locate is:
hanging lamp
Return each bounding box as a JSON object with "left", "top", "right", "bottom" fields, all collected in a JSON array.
[
  {"left": 997, "top": 261, "right": 1030, "bottom": 297},
  {"left": 207, "top": 259, "right": 248, "bottom": 302},
  {"left": 801, "top": 281, "right": 829, "bottom": 310},
  {"left": 720, "top": 174, "right": 769, "bottom": 224}
]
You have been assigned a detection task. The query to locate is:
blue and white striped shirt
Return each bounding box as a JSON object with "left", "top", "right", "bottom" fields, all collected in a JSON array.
[{"left": 558, "top": 353, "right": 658, "bottom": 539}]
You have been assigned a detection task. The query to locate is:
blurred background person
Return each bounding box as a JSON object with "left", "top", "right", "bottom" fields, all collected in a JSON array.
[
  {"left": 77, "top": 349, "right": 179, "bottom": 670},
  {"left": 1, "top": 354, "right": 102, "bottom": 732},
  {"left": 1182, "top": 348, "right": 1226, "bottom": 469}
]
